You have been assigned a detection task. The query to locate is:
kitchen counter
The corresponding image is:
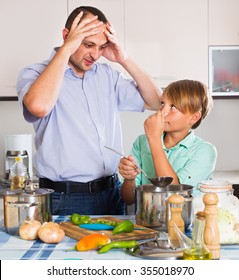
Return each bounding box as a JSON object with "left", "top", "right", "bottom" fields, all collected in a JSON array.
[{"left": 0, "top": 215, "right": 239, "bottom": 260}]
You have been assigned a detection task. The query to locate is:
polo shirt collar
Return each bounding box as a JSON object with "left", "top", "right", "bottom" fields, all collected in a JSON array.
[{"left": 162, "top": 130, "right": 195, "bottom": 151}]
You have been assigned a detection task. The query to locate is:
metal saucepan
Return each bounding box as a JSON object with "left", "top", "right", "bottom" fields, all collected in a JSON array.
[
  {"left": 3, "top": 187, "right": 54, "bottom": 235},
  {"left": 135, "top": 184, "right": 194, "bottom": 231}
]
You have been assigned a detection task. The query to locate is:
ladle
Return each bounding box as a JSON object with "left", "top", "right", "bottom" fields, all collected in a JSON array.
[{"left": 104, "top": 146, "right": 173, "bottom": 187}]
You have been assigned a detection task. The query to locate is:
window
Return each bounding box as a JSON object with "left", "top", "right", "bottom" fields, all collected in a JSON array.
[{"left": 209, "top": 46, "right": 239, "bottom": 97}]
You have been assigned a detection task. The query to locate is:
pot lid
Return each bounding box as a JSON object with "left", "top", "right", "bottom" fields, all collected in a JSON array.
[
  {"left": 166, "top": 184, "right": 193, "bottom": 192},
  {"left": 138, "top": 184, "right": 167, "bottom": 193},
  {"left": 138, "top": 184, "right": 193, "bottom": 193},
  {"left": 3, "top": 188, "right": 54, "bottom": 196}
]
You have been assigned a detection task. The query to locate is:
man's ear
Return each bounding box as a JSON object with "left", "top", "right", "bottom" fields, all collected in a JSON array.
[{"left": 62, "top": 28, "right": 69, "bottom": 40}]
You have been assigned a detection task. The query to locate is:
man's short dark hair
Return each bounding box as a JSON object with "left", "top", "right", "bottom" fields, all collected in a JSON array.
[{"left": 65, "top": 6, "right": 108, "bottom": 30}]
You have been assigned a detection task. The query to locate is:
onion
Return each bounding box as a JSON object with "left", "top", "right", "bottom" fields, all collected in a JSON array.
[
  {"left": 38, "top": 222, "right": 65, "bottom": 243},
  {"left": 19, "top": 220, "right": 41, "bottom": 240}
]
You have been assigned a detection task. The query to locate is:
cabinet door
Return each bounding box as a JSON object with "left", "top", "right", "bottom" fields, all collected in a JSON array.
[
  {"left": 68, "top": 0, "right": 125, "bottom": 72},
  {"left": 125, "top": 0, "right": 208, "bottom": 87},
  {"left": 0, "top": 0, "right": 67, "bottom": 98},
  {"left": 209, "top": 0, "right": 239, "bottom": 45}
]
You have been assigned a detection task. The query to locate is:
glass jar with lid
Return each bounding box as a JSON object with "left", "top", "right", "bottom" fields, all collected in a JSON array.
[
  {"left": 9, "top": 157, "right": 29, "bottom": 190},
  {"left": 193, "top": 180, "right": 239, "bottom": 244}
]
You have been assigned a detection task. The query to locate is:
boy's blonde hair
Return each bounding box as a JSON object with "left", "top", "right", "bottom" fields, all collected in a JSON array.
[{"left": 163, "top": 79, "right": 213, "bottom": 129}]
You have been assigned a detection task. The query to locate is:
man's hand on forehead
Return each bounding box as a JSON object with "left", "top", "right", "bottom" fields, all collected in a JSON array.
[{"left": 106, "top": 21, "right": 115, "bottom": 36}]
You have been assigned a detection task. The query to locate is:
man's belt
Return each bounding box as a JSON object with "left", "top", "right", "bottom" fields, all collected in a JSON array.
[{"left": 39, "top": 174, "right": 118, "bottom": 195}]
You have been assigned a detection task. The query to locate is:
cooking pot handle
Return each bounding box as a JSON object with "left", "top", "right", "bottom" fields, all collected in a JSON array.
[{"left": 6, "top": 201, "right": 39, "bottom": 208}]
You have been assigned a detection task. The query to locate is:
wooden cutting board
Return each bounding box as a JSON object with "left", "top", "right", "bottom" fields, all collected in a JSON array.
[{"left": 59, "top": 216, "right": 158, "bottom": 241}]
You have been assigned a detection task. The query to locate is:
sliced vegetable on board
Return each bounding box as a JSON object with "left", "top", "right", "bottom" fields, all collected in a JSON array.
[
  {"left": 70, "top": 213, "right": 92, "bottom": 225},
  {"left": 70, "top": 213, "right": 119, "bottom": 227}
]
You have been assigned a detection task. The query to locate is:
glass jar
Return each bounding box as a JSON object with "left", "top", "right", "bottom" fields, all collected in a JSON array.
[
  {"left": 9, "top": 157, "right": 29, "bottom": 190},
  {"left": 193, "top": 180, "right": 239, "bottom": 244}
]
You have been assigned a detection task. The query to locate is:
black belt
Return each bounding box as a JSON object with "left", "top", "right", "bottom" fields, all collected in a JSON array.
[{"left": 39, "top": 174, "right": 118, "bottom": 195}]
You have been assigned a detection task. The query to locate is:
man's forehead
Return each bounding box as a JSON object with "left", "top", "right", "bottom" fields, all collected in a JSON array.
[
  {"left": 84, "top": 13, "right": 107, "bottom": 28},
  {"left": 83, "top": 31, "right": 108, "bottom": 46},
  {"left": 83, "top": 14, "right": 106, "bottom": 33}
]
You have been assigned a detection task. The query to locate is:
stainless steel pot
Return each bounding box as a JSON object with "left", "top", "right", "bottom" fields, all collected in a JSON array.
[
  {"left": 3, "top": 188, "right": 54, "bottom": 235},
  {"left": 135, "top": 184, "right": 194, "bottom": 230}
]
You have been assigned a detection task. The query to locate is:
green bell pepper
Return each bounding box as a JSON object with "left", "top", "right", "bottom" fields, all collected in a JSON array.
[{"left": 112, "top": 220, "right": 134, "bottom": 235}]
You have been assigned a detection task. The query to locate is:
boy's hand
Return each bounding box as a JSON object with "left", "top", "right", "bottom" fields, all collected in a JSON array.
[
  {"left": 118, "top": 155, "right": 140, "bottom": 180},
  {"left": 144, "top": 110, "right": 165, "bottom": 141}
]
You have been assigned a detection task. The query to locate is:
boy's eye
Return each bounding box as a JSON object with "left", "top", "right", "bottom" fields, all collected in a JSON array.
[{"left": 170, "top": 104, "right": 178, "bottom": 111}]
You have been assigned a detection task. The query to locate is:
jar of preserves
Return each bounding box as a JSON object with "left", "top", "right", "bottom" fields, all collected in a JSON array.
[
  {"left": 193, "top": 180, "right": 239, "bottom": 244},
  {"left": 9, "top": 157, "right": 28, "bottom": 190}
]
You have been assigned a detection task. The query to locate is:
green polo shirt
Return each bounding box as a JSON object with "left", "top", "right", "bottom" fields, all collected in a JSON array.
[{"left": 130, "top": 131, "right": 217, "bottom": 195}]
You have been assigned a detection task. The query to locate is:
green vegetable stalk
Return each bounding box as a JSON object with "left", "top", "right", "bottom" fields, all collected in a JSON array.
[
  {"left": 112, "top": 220, "right": 134, "bottom": 235},
  {"left": 98, "top": 240, "right": 139, "bottom": 254}
]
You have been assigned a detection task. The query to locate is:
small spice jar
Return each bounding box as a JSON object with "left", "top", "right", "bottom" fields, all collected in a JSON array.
[{"left": 193, "top": 180, "right": 239, "bottom": 244}]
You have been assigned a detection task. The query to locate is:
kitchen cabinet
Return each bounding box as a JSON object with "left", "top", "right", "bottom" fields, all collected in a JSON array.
[
  {"left": 2, "top": 0, "right": 239, "bottom": 98},
  {"left": 124, "top": 0, "right": 208, "bottom": 87},
  {"left": 0, "top": 0, "right": 67, "bottom": 98},
  {"left": 69, "top": 0, "right": 209, "bottom": 86},
  {"left": 209, "top": 0, "right": 239, "bottom": 45}
]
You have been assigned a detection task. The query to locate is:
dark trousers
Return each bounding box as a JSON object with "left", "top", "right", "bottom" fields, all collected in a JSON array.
[{"left": 39, "top": 176, "right": 126, "bottom": 215}]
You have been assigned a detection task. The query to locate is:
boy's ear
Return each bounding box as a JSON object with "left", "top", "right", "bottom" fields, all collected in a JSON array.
[{"left": 191, "top": 111, "right": 202, "bottom": 125}]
